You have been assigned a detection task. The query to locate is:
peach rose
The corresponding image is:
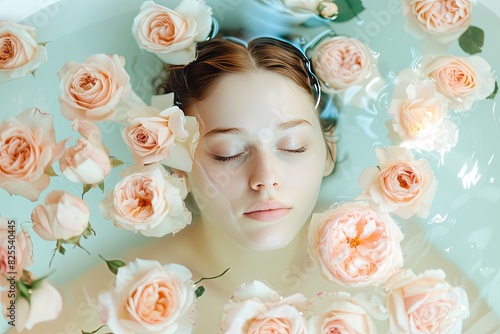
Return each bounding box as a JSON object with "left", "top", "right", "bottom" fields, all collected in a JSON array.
[
  {"left": 58, "top": 54, "right": 142, "bottom": 123},
  {"left": 421, "top": 55, "right": 496, "bottom": 112},
  {"left": 0, "top": 108, "right": 67, "bottom": 201},
  {"left": 357, "top": 146, "right": 437, "bottom": 219},
  {"left": 388, "top": 78, "right": 458, "bottom": 152},
  {"left": 60, "top": 119, "right": 111, "bottom": 185},
  {"left": 31, "top": 190, "right": 90, "bottom": 241},
  {"left": 2, "top": 274, "right": 62, "bottom": 332},
  {"left": 132, "top": 0, "right": 213, "bottom": 65},
  {"left": 308, "top": 202, "right": 404, "bottom": 287},
  {"left": 99, "top": 164, "right": 191, "bottom": 237},
  {"left": 385, "top": 269, "right": 470, "bottom": 334},
  {"left": 220, "top": 280, "right": 308, "bottom": 333},
  {"left": 0, "top": 217, "right": 33, "bottom": 278},
  {"left": 311, "top": 36, "right": 379, "bottom": 92},
  {"left": 306, "top": 292, "right": 385, "bottom": 333},
  {"left": 123, "top": 105, "right": 195, "bottom": 169},
  {"left": 402, "top": 0, "right": 472, "bottom": 43},
  {"left": 0, "top": 20, "right": 47, "bottom": 84},
  {"left": 98, "top": 259, "right": 196, "bottom": 334},
  {"left": 318, "top": 2, "right": 339, "bottom": 19}
]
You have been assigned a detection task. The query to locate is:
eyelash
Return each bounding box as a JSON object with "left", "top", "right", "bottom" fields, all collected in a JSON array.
[{"left": 213, "top": 146, "right": 307, "bottom": 162}]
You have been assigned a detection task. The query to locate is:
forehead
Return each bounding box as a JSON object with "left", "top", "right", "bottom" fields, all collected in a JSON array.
[{"left": 191, "top": 71, "right": 316, "bottom": 134}]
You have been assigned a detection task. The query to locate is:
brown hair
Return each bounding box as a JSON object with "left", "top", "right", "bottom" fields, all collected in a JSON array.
[{"left": 158, "top": 37, "right": 335, "bottom": 164}]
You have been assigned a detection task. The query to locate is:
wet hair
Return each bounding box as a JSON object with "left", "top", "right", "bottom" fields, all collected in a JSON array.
[{"left": 158, "top": 37, "right": 335, "bottom": 166}]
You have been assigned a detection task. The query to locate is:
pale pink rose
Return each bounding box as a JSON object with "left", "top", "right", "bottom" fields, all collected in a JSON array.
[
  {"left": 60, "top": 119, "right": 111, "bottom": 184},
  {"left": 31, "top": 190, "right": 90, "bottom": 241},
  {"left": 0, "top": 108, "right": 67, "bottom": 201},
  {"left": 318, "top": 2, "right": 339, "bottom": 19},
  {"left": 58, "top": 54, "right": 141, "bottom": 123},
  {"left": 98, "top": 259, "right": 196, "bottom": 334},
  {"left": 123, "top": 105, "right": 190, "bottom": 167},
  {"left": 308, "top": 202, "right": 404, "bottom": 287},
  {"left": 388, "top": 78, "right": 458, "bottom": 152},
  {"left": 357, "top": 146, "right": 437, "bottom": 219},
  {"left": 0, "top": 217, "right": 33, "bottom": 278},
  {"left": 0, "top": 20, "right": 47, "bottom": 84},
  {"left": 421, "top": 55, "right": 496, "bottom": 112},
  {"left": 385, "top": 269, "right": 470, "bottom": 334},
  {"left": 221, "top": 280, "right": 308, "bottom": 333},
  {"left": 402, "top": 0, "right": 472, "bottom": 43},
  {"left": 306, "top": 292, "right": 385, "bottom": 333},
  {"left": 99, "top": 164, "right": 191, "bottom": 237},
  {"left": 132, "top": 0, "right": 213, "bottom": 65},
  {"left": 1, "top": 276, "right": 62, "bottom": 332},
  {"left": 311, "top": 36, "right": 379, "bottom": 92}
]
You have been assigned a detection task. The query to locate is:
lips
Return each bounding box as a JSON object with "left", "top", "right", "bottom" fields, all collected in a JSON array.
[{"left": 244, "top": 201, "right": 292, "bottom": 222}]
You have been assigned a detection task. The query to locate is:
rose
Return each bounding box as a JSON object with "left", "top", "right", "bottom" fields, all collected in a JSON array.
[
  {"left": 0, "top": 108, "right": 67, "bottom": 201},
  {"left": 357, "top": 146, "right": 437, "bottom": 219},
  {"left": 388, "top": 78, "right": 458, "bottom": 152},
  {"left": 0, "top": 20, "right": 48, "bottom": 84},
  {"left": 306, "top": 291, "right": 383, "bottom": 333},
  {"left": 31, "top": 190, "right": 90, "bottom": 241},
  {"left": 0, "top": 217, "right": 33, "bottom": 277},
  {"left": 385, "top": 269, "right": 470, "bottom": 334},
  {"left": 311, "top": 36, "right": 378, "bottom": 92},
  {"left": 132, "top": 0, "right": 213, "bottom": 65},
  {"left": 99, "top": 164, "right": 191, "bottom": 237},
  {"left": 282, "top": 0, "right": 321, "bottom": 12},
  {"left": 1, "top": 274, "right": 62, "bottom": 332},
  {"left": 421, "top": 55, "right": 496, "bottom": 112},
  {"left": 60, "top": 119, "right": 111, "bottom": 185},
  {"left": 98, "top": 259, "right": 196, "bottom": 334},
  {"left": 402, "top": 0, "right": 472, "bottom": 43},
  {"left": 220, "top": 280, "right": 308, "bottom": 333},
  {"left": 318, "top": 2, "right": 339, "bottom": 19},
  {"left": 123, "top": 105, "right": 190, "bottom": 167},
  {"left": 58, "top": 54, "right": 140, "bottom": 123},
  {"left": 308, "top": 201, "right": 404, "bottom": 287}
]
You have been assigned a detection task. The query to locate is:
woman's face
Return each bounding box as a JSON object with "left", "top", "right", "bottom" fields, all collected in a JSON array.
[{"left": 187, "top": 70, "right": 330, "bottom": 250}]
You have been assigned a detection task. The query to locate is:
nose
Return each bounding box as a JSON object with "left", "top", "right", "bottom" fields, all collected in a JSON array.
[{"left": 249, "top": 150, "right": 280, "bottom": 191}]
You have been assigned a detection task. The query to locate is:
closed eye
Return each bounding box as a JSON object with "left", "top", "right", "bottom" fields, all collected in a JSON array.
[
  {"left": 213, "top": 152, "right": 245, "bottom": 162},
  {"left": 279, "top": 146, "right": 307, "bottom": 154}
]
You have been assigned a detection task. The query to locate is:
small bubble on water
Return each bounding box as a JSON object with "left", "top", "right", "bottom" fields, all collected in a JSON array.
[
  {"left": 444, "top": 247, "right": 452, "bottom": 253},
  {"left": 479, "top": 267, "right": 496, "bottom": 279},
  {"left": 356, "top": 18, "right": 364, "bottom": 26}
]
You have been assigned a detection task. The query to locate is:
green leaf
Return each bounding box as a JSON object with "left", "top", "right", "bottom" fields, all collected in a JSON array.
[
  {"left": 195, "top": 286, "right": 205, "bottom": 298},
  {"left": 28, "top": 272, "right": 52, "bottom": 290},
  {"left": 459, "top": 26, "right": 484, "bottom": 55},
  {"left": 487, "top": 81, "right": 498, "bottom": 100},
  {"left": 98, "top": 181, "right": 105, "bottom": 192},
  {"left": 16, "top": 281, "right": 31, "bottom": 304},
  {"left": 110, "top": 156, "right": 125, "bottom": 168},
  {"left": 82, "top": 184, "right": 92, "bottom": 199},
  {"left": 333, "top": 0, "right": 364, "bottom": 23},
  {"left": 194, "top": 267, "right": 230, "bottom": 285},
  {"left": 99, "top": 254, "right": 126, "bottom": 275},
  {"left": 376, "top": 165, "right": 381, "bottom": 171},
  {"left": 38, "top": 41, "right": 51, "bottom": 47},
  {"left": 44, "top": 165, "right": 59, "bottom": 177}
]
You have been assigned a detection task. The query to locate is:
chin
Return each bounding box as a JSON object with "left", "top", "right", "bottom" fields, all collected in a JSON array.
[{"left": 240, "top": 224, "right": 302, "bottom": 251}]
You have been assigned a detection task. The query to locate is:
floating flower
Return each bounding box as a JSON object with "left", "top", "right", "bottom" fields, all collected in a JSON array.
[
  {"left": 387, "top": 78, "right": 458, "bottom": 152},
  {"left": 311, "top": 35, "right": 379, "bottom": 92},
  {"left": 0, "top": 20, "right": 47, "bottom": 84},
  {"left": 308, "top": 202, "right": 404, "bottom": 287},
  {"left": 31, "top": 190, "right": 90, "bottom": 241},
  {"left": 0, "top": 108, "right": 67, "bottom": 201},
  {"left": 402, "top": 0, "right": 472, "bottom": 43},
  {"left": 357, "top": 146, "right": 437, "bottom": 219},
  {"left": 98, "top": 259, "right": 197, "bottom": 334},
  {"left": 99, "top": 164, "right": 191, "bottom": 237},
  {"left": 123, "top": 103, "right": 199, "bottom": 172},
  {"left": 132, "top": 0, "right": 213, "bottom": 65},
  {"left": 58, "top": 54, "right": 143, "bottom": 123},
  {"left": 421, "top": 55, "right": 496, "bottom": 111},
  {"left": 60, "top": 120, "right": 111, "bottom": 185},
  {"left": 385, "top": 269, "right": 470, "bottom": 334},
  {"left": 0, "top": 217, "right": 33, "bottom": 279},
  {"left": 220, "top": 280, "right": 308, "bottom": 333},
  {"left": 306, "top": 291, "right": 385, "bottom": 333}
]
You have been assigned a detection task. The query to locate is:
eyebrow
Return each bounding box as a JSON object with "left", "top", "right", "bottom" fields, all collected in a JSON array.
[{"left": 203, "top": 119, "right": 312, "bottom": 139}]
